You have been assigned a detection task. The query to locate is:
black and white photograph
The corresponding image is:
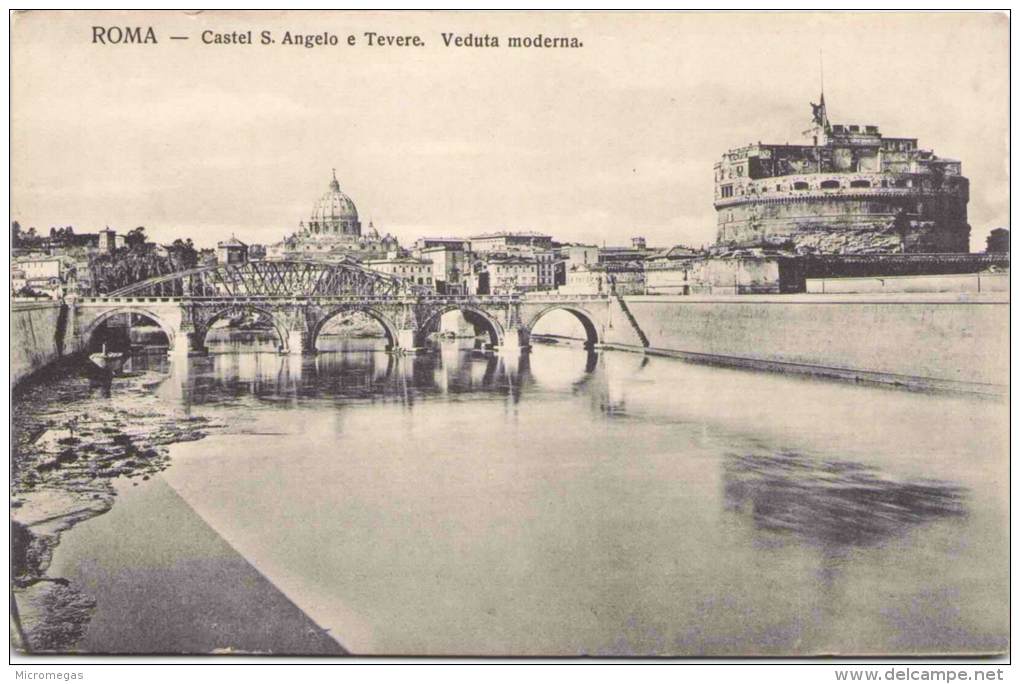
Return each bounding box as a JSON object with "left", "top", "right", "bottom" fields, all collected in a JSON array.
[{"left": 8, "top": 9, "right": 1010, "bottom": 667}]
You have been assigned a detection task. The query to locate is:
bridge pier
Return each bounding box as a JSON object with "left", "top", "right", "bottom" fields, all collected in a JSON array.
[
  {"left": 283, "top": 329, "right": 308, "bottom": 355},
  {"left": 393, "top": 328, "right": 424, "bottom": 354},
  {"left": 495, "top": 326, "right": 531, "bottom": 354},
  {"left": 169, "top": 331, "right": 207, "bottom": 357}
]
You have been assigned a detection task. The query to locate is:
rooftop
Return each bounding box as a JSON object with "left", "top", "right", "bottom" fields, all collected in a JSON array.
[
  {"left": 364, "top": 257, "right": 432, "bottom": 265},
  {"left": 469, "top": 231, "right": 551, "bottom": 240},
  {"left": 420, "top": 245, "right": 464, "bottom": 253},
  {"left": 218, "top": 235, "right": 247, "bottom": 248}
]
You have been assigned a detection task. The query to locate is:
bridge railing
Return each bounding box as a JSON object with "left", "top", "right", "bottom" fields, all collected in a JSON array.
[
  {"left": 76, "top": 292, "right": 611, "bottom": 306},
  {"left": 520, "top": 293, "right": 610, "bottom": 301},
  {"left": 78, "top": 296, "right": 185, "bottom": 304}
]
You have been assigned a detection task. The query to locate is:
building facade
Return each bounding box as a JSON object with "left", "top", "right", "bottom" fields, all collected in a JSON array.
[
  {"left": 420, "top": 245, "right": 468, "bottom": 294},
  {"left": 645, "top": 251, "right": 804, "bottom": 295},
  {"left": 98, "top": 228, "right": 117, "bottom": 254},
  {"left": 363, "top": 255, "right": 434, "bottom": 287},
  {"left": 217, "top": 236, "right": 248, "bottom": 265},
  {"left": 12, "top": 257, "right": 63, "bottom": 297},
  {"left": 714, "top": 99, "right": 970, "bottom": 254},
  {"left": 468, "top": 255, "right": 539, "bottom": 295},
  {"left": 561, "top": 244, "right": 600, "bottom": 270},
  {"left": 556, "top": 262, "right": 646, "bottom": 296},
  {"left": 533, "top": 249, "right": 557, "bottom": 289}
]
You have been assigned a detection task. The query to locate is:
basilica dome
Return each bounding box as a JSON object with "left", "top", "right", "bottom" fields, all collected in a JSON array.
[{"left": 307, "top": 170, "right": 361, "bottom": 238}]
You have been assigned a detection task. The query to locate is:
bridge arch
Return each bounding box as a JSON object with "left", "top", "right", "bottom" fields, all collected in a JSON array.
[
  {"left": 198, "top": 305, "right": 289, "bottom": 353},
  {"left": 82, "top": 307, "right": 177, "bottom": 352},
  {"left": 310, "top": 306, "right": 400, "bottom": 351},
  {"left": 417, "top": 305, "right": 505, "bottom": 348},
  {"left": 525, "top": 305, "right": 601, "bottom": 348}
]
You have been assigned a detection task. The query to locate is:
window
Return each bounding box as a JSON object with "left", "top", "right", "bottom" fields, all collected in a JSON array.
[
  {"left": 721, "top": 185, "right": 733, "bottom": 198},
  {"left": 793, "top": 181, "right": 809, "bottom": 190},
  {"left": 820, "top": 180, "right": 840, "bottom": 190},
  {"left": 850, "top": 180, "right": 871, "bottom": 189}
]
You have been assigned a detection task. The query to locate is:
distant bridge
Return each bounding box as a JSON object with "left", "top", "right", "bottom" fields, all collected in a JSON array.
[{"left": 75, "top": 259, "right": 618, "bottom": 355}]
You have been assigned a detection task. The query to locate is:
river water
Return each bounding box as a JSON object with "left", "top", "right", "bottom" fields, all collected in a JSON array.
[{"left": 43, "top": 339, "right": 1008, "bottom": 656}]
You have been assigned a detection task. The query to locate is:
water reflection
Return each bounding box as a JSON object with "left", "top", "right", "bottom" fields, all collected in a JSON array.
[
  {"left": 723, "top": 448, "right": 967, "bottom": 547},
  {"left": 163, "top": 340, "right": 605, "bottom": 412},
  {"left": 205, "top": 329, "right": 281, "bottom": 354},
  {"left": 155, "top": 342, "right": 977, "bottom": 556}
]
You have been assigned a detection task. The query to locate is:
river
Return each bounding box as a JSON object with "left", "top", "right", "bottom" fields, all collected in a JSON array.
[{"left": 31, "top": 339, "right": 1009, "bottom": 656}]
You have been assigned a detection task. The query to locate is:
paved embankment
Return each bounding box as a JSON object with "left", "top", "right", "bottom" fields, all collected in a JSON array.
[{"left": 603, "top": 292, "right": 1009, "bottom": 393}]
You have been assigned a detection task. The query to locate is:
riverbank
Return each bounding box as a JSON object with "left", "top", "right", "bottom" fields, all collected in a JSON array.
[
  {"left": 11, "top": 355, "right": 351, "bottom": 654},
  {"left": 11, "top": 357, "right": 219, "bottom": 652}
]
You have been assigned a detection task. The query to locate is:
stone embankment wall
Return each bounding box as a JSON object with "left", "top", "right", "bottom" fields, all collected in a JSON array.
[
  {"left": 603, "top": 293, "right": 1008, "bottom": 391},
  {"left": 11, "top": 300, "right": 82, "bottom": 388},
  {"left": 806, "top": 272, "right": 1008, "bottom": 295}
]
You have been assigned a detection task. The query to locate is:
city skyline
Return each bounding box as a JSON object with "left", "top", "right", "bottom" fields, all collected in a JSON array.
[{"left": 11, "top": 11, "right": 1009, "bottom": 251}]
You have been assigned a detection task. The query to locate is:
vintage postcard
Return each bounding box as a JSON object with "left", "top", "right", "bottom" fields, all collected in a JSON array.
[{"left": 9, "top": 10, "right": 1009, "bottom": 659}]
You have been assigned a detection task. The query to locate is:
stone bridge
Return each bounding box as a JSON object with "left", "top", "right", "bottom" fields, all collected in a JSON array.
[{"left": 72, "top": 259, "right": 622, "bottom": 356}]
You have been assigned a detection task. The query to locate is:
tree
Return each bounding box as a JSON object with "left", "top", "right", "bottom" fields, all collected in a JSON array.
[
  {"left": 125, "top": 226, "right": 147, "bottom": 250},
  {"left": 169, "top": 238, "right": 198, "bottom": 270},
  {"left": 11, "top": 221, "right": 21, "bottom": 247},
  {"left": 986, "top": 227, "right": 1010, "bottom": 254}
]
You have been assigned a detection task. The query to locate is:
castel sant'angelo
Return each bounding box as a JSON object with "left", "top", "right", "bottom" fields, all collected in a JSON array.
[{"left": 713, "top": 93, "right": 970, "bottom": 254}]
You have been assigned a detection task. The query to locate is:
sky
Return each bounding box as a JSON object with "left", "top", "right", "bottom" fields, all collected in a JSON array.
[{"left": 10, "top": 11, "right": 1010, "bottom": 251}]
